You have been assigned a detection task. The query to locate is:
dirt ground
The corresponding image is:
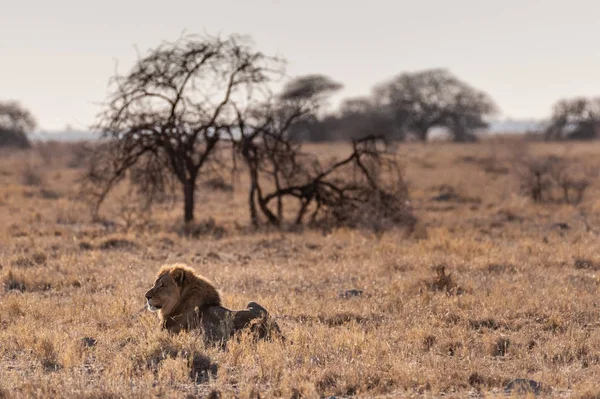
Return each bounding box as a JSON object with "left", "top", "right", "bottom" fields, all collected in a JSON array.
[{"left": 1, "top": 139, "right": 600, "bottom": 398}]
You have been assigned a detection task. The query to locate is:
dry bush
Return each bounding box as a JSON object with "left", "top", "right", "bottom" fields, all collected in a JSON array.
[
  {"left": 177, "top": 217, "right": 227, "bottom": 239},
  {"left": 514, "top": 152, "right": 596, "bottom": 204},
  {"left": 21, "top": 162, "right": 42, "bottom": 186},
  {"left": 547, "top": 156, "right": 597, "bottom": 204},
  {"left": 240, "top": 135, "right": 416, "bottom": 234},
  {"left": 97, "top": 236, "right": 139, "bottom": 251},
  {"left": 202, "top": 176, "right": 234, "bottom": 193},
  {"left": 66, "top": 142, "right": 94, "bottom": 169},
  {"left": 514, "top": 154, "right": 555, "bottom": 203}
]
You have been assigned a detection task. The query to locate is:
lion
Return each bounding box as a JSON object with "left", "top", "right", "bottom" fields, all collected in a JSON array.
[{"left": 145, "top": 264, "right": 280, "bottom": 341}]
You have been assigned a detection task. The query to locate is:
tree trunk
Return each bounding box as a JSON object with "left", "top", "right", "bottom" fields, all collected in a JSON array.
[
  {"left": 416, "top": 127, "right": 429, "bottom": 142},
  {"left": 183, "top": 181, "right": 195, "bottom": 223},
  {"left": 248, "top": 180, "right": 258, "bottom": 226}
]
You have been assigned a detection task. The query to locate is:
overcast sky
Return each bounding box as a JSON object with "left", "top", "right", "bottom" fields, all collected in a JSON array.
[{"left": 2, "top": 0, "right": 599, "bottom": 131}]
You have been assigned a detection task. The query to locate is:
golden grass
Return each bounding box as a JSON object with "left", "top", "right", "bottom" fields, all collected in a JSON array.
[{"left": 1, "top": 140, "right": 600, "bottom": 398}]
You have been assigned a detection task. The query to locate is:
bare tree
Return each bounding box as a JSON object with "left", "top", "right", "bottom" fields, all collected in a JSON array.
[
  {"left": 235, "top": 113, "right": 415, "bottom": 232},
  {"left": 545, "top": 97, "right": 600, "bottom": 140},
  {"left": 227, "top": 92, "right": 318, "bottom": 225},
  {"left": 0, "top": 101, "right": 36, "bottom": 148},
  {"left": 374, "top": 69, "right": 496, "bottom": 142},
  {"left": 88, "top": 34, "right": 283, "bottom": 223}
]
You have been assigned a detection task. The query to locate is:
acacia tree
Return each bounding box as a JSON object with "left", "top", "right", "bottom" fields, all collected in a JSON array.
[
  {"left": 280, "top": 74, "right": 343, "bottom": 142},
  {"left": 374, "top": 69, "right": 496, "bottom": 142},
  {"left": 545, "top": 97, "right": 600, "bottom": 140},
  {"left": 444, "top": 88, "right": 497, "bottom": 142},
  {"left": 0, "top": 101, "right": 36, "bottom": 148},
  {"left": 226, "top": 86, "right": 319, "bottom": 225},
  {"left": 90, "top": 34, "right": 283, "bottom": 223}
]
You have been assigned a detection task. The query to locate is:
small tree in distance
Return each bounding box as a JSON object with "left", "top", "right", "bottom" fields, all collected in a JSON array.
[
  {"left": 545, "top": 97, "right": 600, "bottom": 140},
  {"left": 280, "top": 74, "right": 343, "bottom": 142},
  {"left": 0, "top": 101, "right": 36, "bottom": 149},
  {"left": 88, "top": 34, "right": 284, "bottom": 223}
]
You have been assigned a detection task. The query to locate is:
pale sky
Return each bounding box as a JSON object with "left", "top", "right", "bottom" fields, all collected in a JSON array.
[{"left": 2, "top": 0, "right": 599, "bottom": 131}]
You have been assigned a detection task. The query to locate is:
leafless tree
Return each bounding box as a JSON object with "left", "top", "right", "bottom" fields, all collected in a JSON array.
[
  {"left": 545, "top": 97, "right": 600, "bottom": 140},
  {"left": 374, "top": 69, "right": 496, "bottom": 142},
  {"left": 0, "top": 101, "right": 36, "bottom": 148},
  {"left": 226, "top": 91, "right": 318, "bottom": 225},
  {"left": 87, "top": 34, "right": 283, "bottom": 223},
  {"left": 235, "top": 113, "right": 415, "bottom": 232}
]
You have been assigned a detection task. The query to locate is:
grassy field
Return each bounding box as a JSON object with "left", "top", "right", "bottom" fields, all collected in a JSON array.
[{"left": 1, "top": 139, "right": 600, "bottom": 398}]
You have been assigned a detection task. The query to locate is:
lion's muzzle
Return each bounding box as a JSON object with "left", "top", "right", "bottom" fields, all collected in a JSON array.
[{"left": 145, "top": 291, "right": 162, "bottom": 312}]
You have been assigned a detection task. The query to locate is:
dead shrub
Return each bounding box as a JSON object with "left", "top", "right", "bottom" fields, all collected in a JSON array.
[
  {"left": 98, "top": 237, "right": 138, "bottom": 251},
  {"left": 467, "top": 372, "right": 485, "bottom": 388},
  {"left": 428, "top": 265, "right": 464, "bottom": 295},
  {"left": 189, "top": 352, "right": 218, "bottom": 383},
  {"left": 548, "top": 157, "right": 597, "bottom": 204},
  {"left": 486, "top": 262, "right": 517, "bottom": 273},
  {"left": 39, "top": 188, "right": 61, "bottom": 200},
  {"left": 11, "top": 252, "right": 46, "bottom": 268},
  {"left": 3, "top": 270, "right": 27, "bottom": 292},
  {"left": 574, "top": 258, "right": 600, "bottom": 271},
  {"left": 21, "top": 163, "right": 42, "bottom": 186},
  {"left": 469, "top": 318, "right": 503, "bottom": 331},
  {"left": 67, "top": 142, "right": 93, "bottom": 169},
  {"left": 514, "top": 155, "right": 555, "bottom": 203},
  {"left": 444, "top": 341, "right": 463, "bottom": 357},
  {"left": 179, "top": 217, "right": 226, "bottom": 239},
  {"left": 206, "top": 391, "right": 222, "bottom": 399},
  {"left": 203, "top": 176, "right": 234, "bottom": 192},
  {"left": 514, "top": 152, "right": 596, "bottom": 204},
  {"left": 239, "top": 134, "right": 416, "bottom": 234},
  {"left": 79, "top": 241, "right": 94, "bottom": 251},
  {"left": 32, "top": 252, "right": 47, "bottom": 265},
  {"left": 422, "top": 335, "right": 437, "bottom": 352},
  {"left": 491, "top": 336, "right": 510, "bottom": 357},
  {"left": 34, "top": 338, "right": 61, "bottom": 371},
  {"left": 11, "top": 256, "right": 34, "bottom": 268}
]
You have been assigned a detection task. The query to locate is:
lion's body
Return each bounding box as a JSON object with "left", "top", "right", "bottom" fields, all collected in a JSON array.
[{"left": 145, "top": 264, "right": 281, "bottom": 341}]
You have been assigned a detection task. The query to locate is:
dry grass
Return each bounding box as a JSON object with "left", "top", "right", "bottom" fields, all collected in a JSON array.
[{"left": 1, "top": 140, "right": 600, "bottom": 398}]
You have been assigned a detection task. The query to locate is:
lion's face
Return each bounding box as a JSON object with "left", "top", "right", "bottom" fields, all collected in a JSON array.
[{"left": 145, "top": 272, "right": 181, "bottom": 315}]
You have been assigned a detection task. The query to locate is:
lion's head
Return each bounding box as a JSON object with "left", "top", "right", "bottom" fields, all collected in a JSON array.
[
  {"left": 145, "top": 264, "right": 222, "bottom": 333},
  {"left": 144, "top": 267, "right": 185, "bottom": 315}
]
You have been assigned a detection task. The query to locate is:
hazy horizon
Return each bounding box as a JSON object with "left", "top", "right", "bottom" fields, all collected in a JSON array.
[{"left": 3, "top": 0, "right": 600, "bottom": 131}]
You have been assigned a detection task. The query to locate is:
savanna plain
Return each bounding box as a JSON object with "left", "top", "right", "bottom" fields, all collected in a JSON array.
[{"left": 1, "top": 139, "right": 600, "bottom": 398}]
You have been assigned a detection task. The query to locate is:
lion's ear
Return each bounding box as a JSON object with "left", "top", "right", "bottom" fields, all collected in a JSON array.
[{"left": 172, "top": 268, "right": 186, "bottom": 286}]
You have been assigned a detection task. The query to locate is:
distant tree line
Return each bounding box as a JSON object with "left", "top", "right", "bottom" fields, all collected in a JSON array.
[{"left": 287, "top": 69, "right": 499, "bottom": 143}]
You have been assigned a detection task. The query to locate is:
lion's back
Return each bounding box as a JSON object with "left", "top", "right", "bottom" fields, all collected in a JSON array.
[{"left": 185, "top": 274, "right": 222, "bottom": 308}]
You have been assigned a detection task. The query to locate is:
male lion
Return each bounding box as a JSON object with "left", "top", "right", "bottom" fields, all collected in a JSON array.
[{"left": 145, "top": 264, "right": 280, "bottom": 341}]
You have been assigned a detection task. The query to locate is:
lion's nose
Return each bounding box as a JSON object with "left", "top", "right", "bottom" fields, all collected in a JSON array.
[{"left": 145, "top": 292, "right": 152, "bottom": 300}]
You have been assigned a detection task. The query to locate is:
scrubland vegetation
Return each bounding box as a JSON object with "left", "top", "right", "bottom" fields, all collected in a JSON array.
[{"left": 1, "top": 138, "right": 600, "bottom": 398}]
